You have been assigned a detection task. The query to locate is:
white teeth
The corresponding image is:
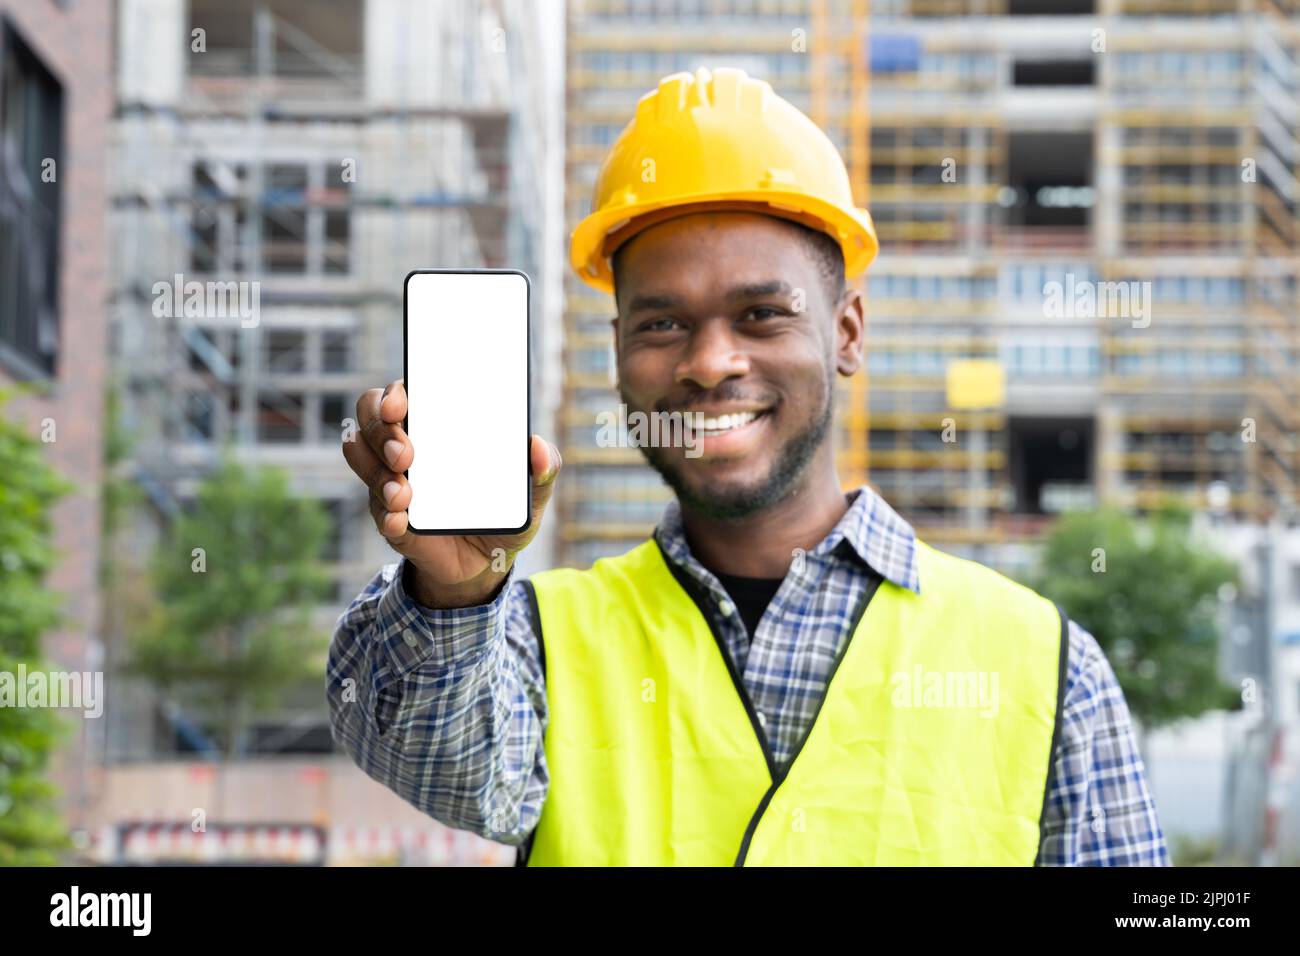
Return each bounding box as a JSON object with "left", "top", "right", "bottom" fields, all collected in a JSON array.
[{"left": 697, "top": 411, "right": 759, "bottom": 433}]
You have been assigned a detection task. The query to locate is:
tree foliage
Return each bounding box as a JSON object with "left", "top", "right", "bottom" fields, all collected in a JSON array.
[
  {"left": 1031, "top": 502, "right": 1240, "bottom": 730},
  {"left": 127, "top": 454, "right": 332, "bottom": 758},
  {"left": 0, "top": 389, "right": 74, "bottom": 865}
]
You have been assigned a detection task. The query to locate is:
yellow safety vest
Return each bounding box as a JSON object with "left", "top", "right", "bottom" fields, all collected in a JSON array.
[{"left": 522, "top": 537, "right": 1066, "bottom": 866}]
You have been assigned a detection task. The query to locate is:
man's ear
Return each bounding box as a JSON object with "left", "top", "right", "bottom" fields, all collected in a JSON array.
[{"left": 834, "top": 287, "right": 866, "bottom": 377}]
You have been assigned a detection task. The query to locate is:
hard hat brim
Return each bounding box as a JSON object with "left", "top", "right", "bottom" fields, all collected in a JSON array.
[{"left": 570, "top": 192, "right": 880, "bottom": 295}]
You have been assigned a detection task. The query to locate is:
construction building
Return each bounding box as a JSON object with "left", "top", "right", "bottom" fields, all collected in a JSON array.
[
  {"left": 561, "top": 0, "right": 1299, "bottom": 573},
  {"left": 108, "top": 0, "right": 563, "bottom": 763}
]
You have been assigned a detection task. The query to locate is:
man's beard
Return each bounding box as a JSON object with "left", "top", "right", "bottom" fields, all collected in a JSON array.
[{"left": 627, "top": 377, "right": 834, "bottom": 522}]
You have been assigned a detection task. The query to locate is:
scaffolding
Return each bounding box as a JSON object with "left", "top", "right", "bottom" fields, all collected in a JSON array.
[
  {"left": 108, "top": 0, "right": 550, "bottom": 757},
  {"left": 114, "top": 1, "right": 517, "bottom": 496}
]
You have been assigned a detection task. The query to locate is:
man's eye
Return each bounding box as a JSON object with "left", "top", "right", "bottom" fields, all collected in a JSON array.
[
  {"left": 745, "top": 306, "right": 786, "bottom": 321},
  {"left": 640, "top": 317, "right": 680, "bottom": 332}
]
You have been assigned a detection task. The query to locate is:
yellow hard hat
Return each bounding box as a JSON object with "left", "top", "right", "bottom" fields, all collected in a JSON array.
[{"left": 570, "top": 67, "right": 879, "bottom": 295}]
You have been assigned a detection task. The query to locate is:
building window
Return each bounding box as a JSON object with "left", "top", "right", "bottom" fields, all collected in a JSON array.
[
  {"left": 264, "top": 164, "right": 308, "bottom": 274},
  {"left": 187, "top": 0, "right": 363, "bottom": 82},
  {"left": 183, "top": 392, "right": 215, "bottom": 442},
  {"left": 0, "top": 19, "right": 64, "bottom": 378},
  {"left": 319, "top": 393, "right": 348, "bottom": 444},
  {"left": 321, "top": 329, "right": 353, "bottom": 372},
  {"left": 257, "top": 391, "right": 303, "bottom": 443},
  {"left": 190, "top": 159, "right": 351, "bottom": 276},
  {"left": 190, "top": 159, "right": 251, "bottom": 274},
  {"left": 265, "top": 329, "right": 305, "bottom": 372},
  {"left": 322, "top": 209, "right": 350, "bottom": 274}
]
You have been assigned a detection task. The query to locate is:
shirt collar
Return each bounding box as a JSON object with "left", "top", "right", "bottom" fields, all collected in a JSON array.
[{"left": 654, "top": 484, "right": 921, "bottom": 594}]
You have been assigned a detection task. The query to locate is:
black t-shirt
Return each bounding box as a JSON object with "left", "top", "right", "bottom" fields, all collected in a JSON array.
[{"left": 711, "top": 570, "right": 784, "bottom": 640}]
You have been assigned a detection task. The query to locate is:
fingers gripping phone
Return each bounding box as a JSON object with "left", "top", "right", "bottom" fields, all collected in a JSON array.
[{"left": 403, "top": 269, "right": 531, "bottom": 535}]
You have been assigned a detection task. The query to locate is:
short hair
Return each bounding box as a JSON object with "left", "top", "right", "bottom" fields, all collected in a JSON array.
[
  {"left": 795, "top": 222, "right": 847, "bottom": 306},
  {"left": 611, "top": 216, "right": 846, "bottom": 307}
]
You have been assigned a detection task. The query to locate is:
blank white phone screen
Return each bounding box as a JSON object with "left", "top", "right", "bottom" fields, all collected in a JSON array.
[{"left": 405, "top": 271, "right": 529, "bottom": 532}]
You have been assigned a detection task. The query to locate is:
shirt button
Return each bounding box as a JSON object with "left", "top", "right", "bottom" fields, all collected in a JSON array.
[
  {"left": 755, "top": 710, "right": 767, "bottom": 728},
  {"left": 402, "top": 628, "right": 419, "bottom": 648},
  {"left": 718, "top": 599, "right": 734, "bottom": 618}
]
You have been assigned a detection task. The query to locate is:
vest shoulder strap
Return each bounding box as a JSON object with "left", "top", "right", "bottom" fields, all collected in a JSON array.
[
  {"left": 526, "top": 538, "right": 670, "bottom": 628},
  {"left": 914, "top": 540, "right": 1066, "bottom": 638}
]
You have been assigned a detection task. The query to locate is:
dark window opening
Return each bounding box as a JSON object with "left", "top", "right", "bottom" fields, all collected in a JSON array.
[
  {"left": 323, "top": 209, "right": 350, "bottom": 274},
  {"left": 319, "top": 393, "right": 348, "bottom": 443},
  {"left": 321, "top": 330, "right": 352, "bottom": 372},
  {"left": 165, "top": 710, "right": 335, "bottom": 756},
  {"left": 1013, "top": 60, "right": 1095, "bottom": 87},
  {"left": 1006, "top": 132, "right": 1093, "bottom": 230},
  {"left": 191, "top": 160, "right": 249, "bottom": 273},
  {"left": 265, "top": 330, "right": 305, "bottom": 372},
  {"left": 1009, "top": 0, "right": 1094, "bottom": 12},
  {"left": 192, "top": 208, "right": 219, "bottom": 273},
  {"left": 183, "top": 391, "right": 215, "bottom": 442},
  {"left": 263, "top": 208, "right": 306, "bottom": 273},
  {"left": 1009, "top": 417, "right": 1094, "bottom": 515},
  {"left": 246, "top": 722, "right": 335, "bottom": 755},
  {"left": 257, "top": 391, "right": 303, "bottom": 443},
  {"left": 266, "top": 162, "right": 307, "bottom": 197},
  {"left": 263, "top": 163, "right": 307, "bottom": 274},
  {"left": 185, "top": 327, "right": 218, "bottom": 372},
  {"left": 0, "top": 19, "right": 64, "bottom": 378},
  {"left": 188, "top": 0, "right": 363, "bottom": 80}
]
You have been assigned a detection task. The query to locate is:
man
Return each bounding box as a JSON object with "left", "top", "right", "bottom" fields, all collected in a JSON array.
[{"left": 328, "top": 68, "right": 1168, "bottom": 866}]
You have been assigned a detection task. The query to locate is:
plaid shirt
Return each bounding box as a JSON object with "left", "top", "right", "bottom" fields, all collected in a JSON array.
[{"left": 327, "top": 485, "right": 1170, "bottom": 865}]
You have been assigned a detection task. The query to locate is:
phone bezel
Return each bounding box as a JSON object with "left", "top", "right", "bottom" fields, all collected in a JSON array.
[{"left": 402, "top": 267, "right": 533, "bottom": 536}]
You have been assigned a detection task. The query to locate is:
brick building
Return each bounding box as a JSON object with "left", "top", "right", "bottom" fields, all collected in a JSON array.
[{"left": 0, "top": 0, "right": 113, "bottom": 831}]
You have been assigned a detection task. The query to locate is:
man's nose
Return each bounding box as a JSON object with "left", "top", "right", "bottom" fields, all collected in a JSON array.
[{"left": 674, "top": 321, "right": 750, "bottom": 390}]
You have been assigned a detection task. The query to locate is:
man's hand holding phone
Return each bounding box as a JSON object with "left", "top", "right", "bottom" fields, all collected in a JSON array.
[{"left": 342, "top": 379, "right": 561, "bottom": 609}]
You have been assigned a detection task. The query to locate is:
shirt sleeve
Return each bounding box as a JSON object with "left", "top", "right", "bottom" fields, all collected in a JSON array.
[
  {"left": 1037, "top": 619, "right": 1171, "bottom": 866},
  {"left": 325, "top": 556, "right": 549, "bottom": 846}
]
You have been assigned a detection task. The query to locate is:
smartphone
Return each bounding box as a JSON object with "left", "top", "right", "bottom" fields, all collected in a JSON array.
[{"left": 403, "top": 269, "right": 531, "bottom": 535}]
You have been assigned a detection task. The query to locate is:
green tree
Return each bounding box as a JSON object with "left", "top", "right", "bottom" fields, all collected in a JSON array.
[
  {"left": 1031, "top": 502, "right": 1240, "bottom": 733},
  {"left": 98, "top": 378, "right": 152, "bottom": 711},
  {"left": 0, "top": 389, "right": 74, "bottom": 865},
  {"left": 128, "top": 453, "right": 332, "bottom": 759}
]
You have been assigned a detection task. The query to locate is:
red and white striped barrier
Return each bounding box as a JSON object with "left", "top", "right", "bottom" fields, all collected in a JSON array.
[
  {"left": 78, "top": 821, "right": 513, "bottom": 866},
  {"left": 327, "top": 824, "right": 514, "bottom": 866},
  {"left": 110, "top": 822, "right": 327, "bottom": 865}
]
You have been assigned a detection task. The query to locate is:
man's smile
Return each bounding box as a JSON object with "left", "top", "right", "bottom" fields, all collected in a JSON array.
[{"left": 675, "top": 405, "right": 776, "bottom": 457}]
